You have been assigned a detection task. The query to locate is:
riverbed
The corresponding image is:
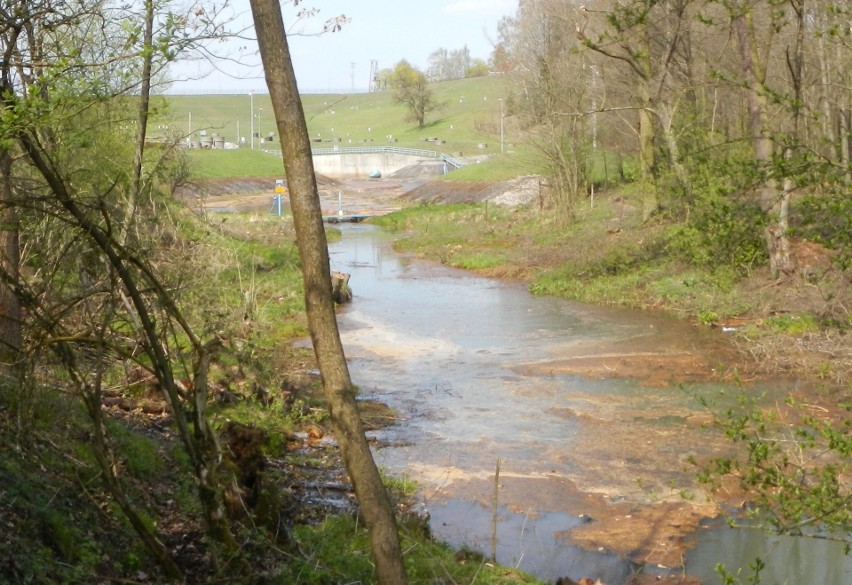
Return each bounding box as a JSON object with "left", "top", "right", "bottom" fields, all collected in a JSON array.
[{"left": 326, "top": 223, "right": 849, "bottom": 584}]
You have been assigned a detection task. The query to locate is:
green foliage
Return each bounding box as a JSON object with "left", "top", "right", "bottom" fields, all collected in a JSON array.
[
  {"left": 371, "top": 204, "right": 508, "bottom": 256},
  {"left": 764, "top": 313, "right": 820, "bottom": 335},
  {"left": 586, "top": 150, "right": 632, "bottom": 186},
  {"left": 389, "top": 60, "right": 442, "bottom": 128},
  {"left": 597, "top": 246, "right": 645, "bottom": 276},
  {"left": 645, "top": 267, "right": 750, "bottom": 316},
  {"left": 695, "top": 393, "right": 852, "bottom": 544},
  {"left": 698, "top": 310, "right": 720, "bottom": 325},
  {"left": 0, "top": 387, "right": 141, "bottom": 583},
  {"left": 667, "top": 193, "right": 768, "bottom": 272},
  {"left": 181, "top": 211, "right": 307, "bottom": 346},
  {"left": 466, "top": 60, "right": 490, "bottom": 78},
  {"left": 715, "top": 557, "right": 766, "bottom": 585},
  {"left": 370, "top": 204, "right": 453, "bottom": 232},
  {"left": 380, "top": 468, "right": 419, "bottom": 500},
  {"left": 211, "top": 397, "right": 313, "bottom": 452},
  {"left": 531, "top": 262, "right": 650, "bottom": 305}
]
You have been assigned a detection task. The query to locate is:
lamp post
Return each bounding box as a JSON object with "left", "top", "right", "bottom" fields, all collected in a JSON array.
[
  {"left": 249, "top": 90, "right": 254, "bottom": 149},
  {"left": 499, "top": 98, "right": 504, "bottom": 154}
]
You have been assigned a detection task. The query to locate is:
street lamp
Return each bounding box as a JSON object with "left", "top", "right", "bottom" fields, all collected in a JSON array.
[
  {"left": 499, "top": 98, "right": 504, "bottom": 154},
  {"left": 249, "top": 90, "right": 254, "bottom": 149}
]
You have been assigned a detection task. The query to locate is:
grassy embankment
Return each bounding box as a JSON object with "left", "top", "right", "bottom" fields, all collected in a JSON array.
[{"left": 161, "top": 76, "right": 513, "bottom": 161}]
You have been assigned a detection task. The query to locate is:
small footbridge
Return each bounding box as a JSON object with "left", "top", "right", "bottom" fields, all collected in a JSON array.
[{"left": 263, "top": 146, "right": 466, "bottom": 178}]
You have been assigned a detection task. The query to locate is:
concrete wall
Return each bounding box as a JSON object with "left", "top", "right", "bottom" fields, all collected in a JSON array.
[{"left": 311, "top": 152, "right": 432, "bottom": 178}]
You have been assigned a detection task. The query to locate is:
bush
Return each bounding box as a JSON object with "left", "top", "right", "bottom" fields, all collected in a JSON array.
[{"left": 667, "top": 194, "right": 768, "bottom": 271}]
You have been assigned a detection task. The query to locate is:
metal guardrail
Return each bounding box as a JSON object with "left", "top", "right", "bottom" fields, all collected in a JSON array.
[
  {"left": 310, "top": 146, "right": 439, "bottom": 158},
  {"left": 440, "top": 153, "right": 465, "bottom": 169},
  {"left": 261, "top": 146, "right": 468, "bottom": 168}
]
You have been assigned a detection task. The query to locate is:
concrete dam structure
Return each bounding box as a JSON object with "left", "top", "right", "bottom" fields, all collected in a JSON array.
[{"left": 264, "top": 146, "right": 464, "bottom": 179}]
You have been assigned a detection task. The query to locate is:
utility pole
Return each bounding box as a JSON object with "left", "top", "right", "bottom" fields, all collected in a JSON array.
[
  {"left": 350, "top": 62, "right": 356, "bottom": 93},
  {"left": 249, "top": 90, "right": 254, "bottom": 149}
]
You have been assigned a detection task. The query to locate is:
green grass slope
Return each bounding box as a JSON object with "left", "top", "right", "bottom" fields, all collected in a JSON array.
[{"left": 156, "top": 76, "right": 509, "bottom": 162}]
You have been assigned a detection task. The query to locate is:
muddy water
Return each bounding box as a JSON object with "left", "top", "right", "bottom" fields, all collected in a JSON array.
[{"left": 327, "top": 224, "right": 851, "bottom": 584}]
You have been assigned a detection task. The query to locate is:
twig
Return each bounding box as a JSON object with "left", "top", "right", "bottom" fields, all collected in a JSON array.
[{"left": 491, "top": 457, "right": 502, "bottom": 562}]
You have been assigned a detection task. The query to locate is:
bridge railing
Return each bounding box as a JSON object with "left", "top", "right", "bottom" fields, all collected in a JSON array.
[
  {"left": 440, "top": 153, "right": 465, "bottom": 169},
  {"left": 261, "top": 146, "right": 467, "bottom": 168},
  {"left": 310, "top": 146, "right": 439, "bottom": 158}
]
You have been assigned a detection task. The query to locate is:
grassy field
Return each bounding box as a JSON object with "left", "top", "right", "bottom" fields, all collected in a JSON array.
[
  {"left": 180, "top": 147, "right": 289, "bottom": 178},
  {"left": 156, "top": 76, "right": 510, "bottom": 160}
]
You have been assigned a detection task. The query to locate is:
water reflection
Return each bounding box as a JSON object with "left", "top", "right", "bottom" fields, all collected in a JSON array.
[
  {"left": 327, "top": 224, "right": 850, "bottom": 584},
  {"left": 430, "top": 500, "right": 640, "bottom": 584},
  {"left": 688, "top": 519, "right": 851, "bottom": 585}
]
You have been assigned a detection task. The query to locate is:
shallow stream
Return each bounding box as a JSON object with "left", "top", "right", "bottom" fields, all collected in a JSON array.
[{"left": 327, "top": 224, "right": 850, "bottom": 584}]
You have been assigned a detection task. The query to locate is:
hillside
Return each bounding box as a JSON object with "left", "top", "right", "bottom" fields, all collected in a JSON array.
[{"left": 156, "top": 76, "right": 510, "bottom": 159}]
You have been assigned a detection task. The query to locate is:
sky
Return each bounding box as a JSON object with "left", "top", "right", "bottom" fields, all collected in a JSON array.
[{"left": 168, "top": 0, "right": 517, "bottom": 94}]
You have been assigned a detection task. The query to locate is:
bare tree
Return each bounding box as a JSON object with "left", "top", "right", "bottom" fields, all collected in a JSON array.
[
  {"left": 576, "top": 0, "right": 700, "bottom": 216},
  {"left": 247, "top": 0, "right": 409, "bottom": 583},
  {"left": 498, "top": 1, "right": 593, "bottom": 217}
]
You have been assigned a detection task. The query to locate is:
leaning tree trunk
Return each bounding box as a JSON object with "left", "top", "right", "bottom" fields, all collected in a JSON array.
[{"left": 247, "top": 1, "right": 409, "bottom": 583}]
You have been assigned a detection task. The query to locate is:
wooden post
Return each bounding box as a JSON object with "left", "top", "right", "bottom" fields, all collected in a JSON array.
[{"left": 491, "top": 457, "right": 501, "bottom": 562}]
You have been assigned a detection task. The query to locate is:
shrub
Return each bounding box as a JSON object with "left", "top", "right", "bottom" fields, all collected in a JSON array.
[{"left": 667, "top": 194, "right": 768, "bottom": 272}]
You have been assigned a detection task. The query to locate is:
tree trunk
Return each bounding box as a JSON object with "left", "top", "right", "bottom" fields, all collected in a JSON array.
[
  {"left": 125, "top": 0, "right": 155, "bottom": 242},
  {"left": 0, "top": 147, "right": 22, "bottom": 373},
  {"left": 816, "top": 31, "right": 838, "bottom": 161},
  {"left": 247, "top": 1, "right": 408, "bottom": 583},
  {"left": 657, "top": 103, "right": 692, "bottom": 199},
  {"left": 638, "top": 98, "right": 659, "bottom": 221},
  {"left": 838, "top": 43, "right": 851, "bottom": 182},
  {"left": 732, "top": 7, "right": 793, "bottom": 277}
]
